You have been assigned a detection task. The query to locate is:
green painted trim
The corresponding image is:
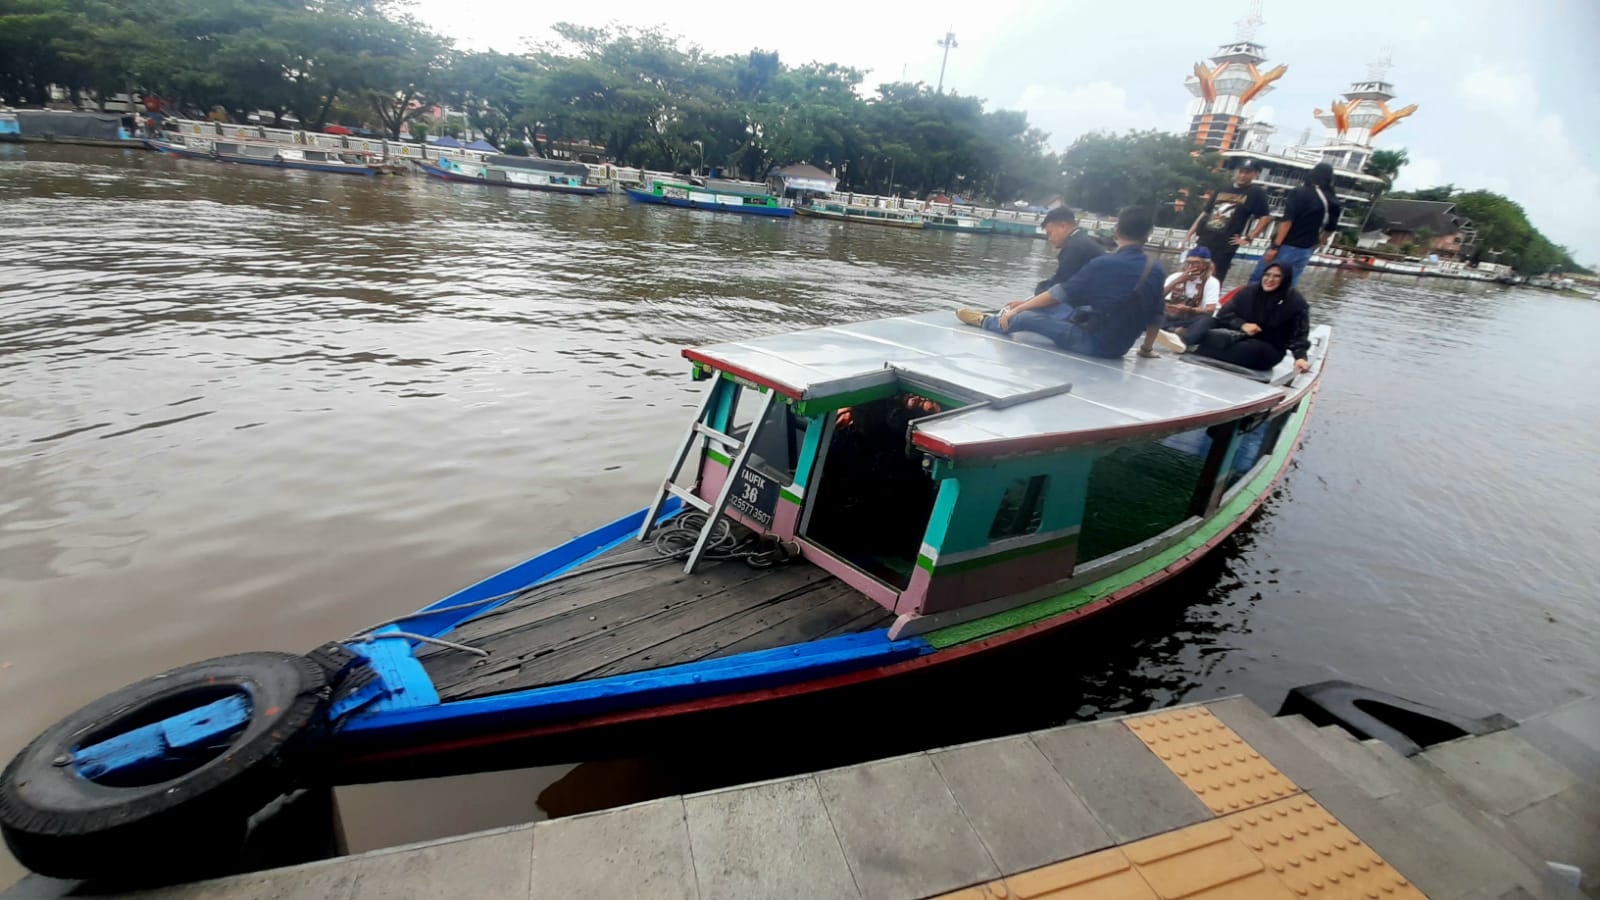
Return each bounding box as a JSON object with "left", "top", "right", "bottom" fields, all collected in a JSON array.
[
  {"left": 792, "top": 385, "right": 968, "bottom": 418},
  {"left": 705, "top": 448, "right": 732, "bottom": 467},
  {"left": 793, "top": 384, "right": 894, "bottom": 417},
  {"left": 923, "top": 398, "right": 1313, "bottom": 649},
  {"left": 780, "top": 488, "right": 803, "bottom": 505},
  {"left": 919, "top": 532, "right": 1080, "bottom": 576},
  {"left": 719, "top": 371, "right": 770, "bottom": 394}
]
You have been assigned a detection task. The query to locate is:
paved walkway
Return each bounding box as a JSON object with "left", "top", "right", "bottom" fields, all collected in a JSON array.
[{"left": 7, "top": 694, "right": 1596, "bottom": 899}]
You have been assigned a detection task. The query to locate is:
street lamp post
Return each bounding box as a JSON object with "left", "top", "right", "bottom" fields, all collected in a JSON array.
[{"left": 935, "top": 29, "right": 958, "bottom": 93}]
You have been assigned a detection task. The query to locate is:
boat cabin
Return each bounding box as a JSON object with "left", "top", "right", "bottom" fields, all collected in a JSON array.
[{"left": 659, "top": 312, "right": 1326, "bottom": 627}]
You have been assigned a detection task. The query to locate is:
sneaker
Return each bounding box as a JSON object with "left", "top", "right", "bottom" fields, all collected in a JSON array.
[
  {"left": 1155, "top": 329, "right": 1188, "bottom": 353},
  {"left": 955, "top": 308, "right": 986, "bottom": 328}
]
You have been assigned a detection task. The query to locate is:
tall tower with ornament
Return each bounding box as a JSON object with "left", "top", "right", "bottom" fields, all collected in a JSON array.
[
  {"left": 1312, "top": 54, "right": 1419, "bottom": 172},
  {"left": 1183, "top": 0, "right": 1287, "bottom": 151}
]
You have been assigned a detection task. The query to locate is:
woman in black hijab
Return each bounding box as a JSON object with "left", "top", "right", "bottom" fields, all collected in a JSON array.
[{"left": 1181, "top": 261, "right": 1311, "bottom": 372}]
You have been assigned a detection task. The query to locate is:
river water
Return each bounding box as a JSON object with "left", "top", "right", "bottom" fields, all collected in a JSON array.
[{"left": 2, "top": 145, "right": 1596, "bottom": 882}]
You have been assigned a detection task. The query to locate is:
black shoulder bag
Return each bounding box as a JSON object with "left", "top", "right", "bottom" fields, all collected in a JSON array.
[{"left": 1068, "top": 254, "right": 1160, "bottom": 328}]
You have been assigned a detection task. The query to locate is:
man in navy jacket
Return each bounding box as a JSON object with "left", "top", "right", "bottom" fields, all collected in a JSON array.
[{"left": 958, "top": 206, "right": 1165, "bottom": 360}]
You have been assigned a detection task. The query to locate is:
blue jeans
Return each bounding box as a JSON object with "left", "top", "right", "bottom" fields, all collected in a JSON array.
[
  {"left": 985, "top": 308, "right": 1102, "bottom": 356},
  {"left": 1249, "top": 244, "right": 1314, "bottom": 285}
]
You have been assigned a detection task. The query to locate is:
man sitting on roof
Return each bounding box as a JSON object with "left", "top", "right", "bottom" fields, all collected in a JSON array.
[
  {"left": 956, "top": 206, "right": 1165, "bottom": 360},
  {"left": 1035, "top": 206, "right": 1106, "bottom": 295}
]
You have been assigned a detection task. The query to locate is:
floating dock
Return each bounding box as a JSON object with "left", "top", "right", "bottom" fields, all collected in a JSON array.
[{"left": 7, "top": 694, "right": 1595, "bottom": 899}]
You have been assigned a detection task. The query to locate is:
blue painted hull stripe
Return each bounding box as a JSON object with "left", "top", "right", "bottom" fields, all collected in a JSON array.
[{"left": 339, "top": 629, "right": 931, "bottom": 735}]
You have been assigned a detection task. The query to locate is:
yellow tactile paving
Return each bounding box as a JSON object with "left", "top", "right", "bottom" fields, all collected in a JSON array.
[
  {"left": 1005, "top": 847, "right": 1156, "bottom": 899},
  {"left": 1124, "top": 707, "right": 1300, "bottom": 815},
  {"left": 932, "top": 708, "right": 1429, "bottom": 900},
  {"left": 1223, "top": 796, "right": 1423, "bottom": 899},
  {"left": 1119, "top": 818, "right": 1285, "bottom": 898}
]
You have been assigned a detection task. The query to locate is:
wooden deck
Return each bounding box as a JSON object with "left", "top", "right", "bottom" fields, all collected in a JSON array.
[{"left": 419, "top": 544, "right": 894, "bottom": 701}]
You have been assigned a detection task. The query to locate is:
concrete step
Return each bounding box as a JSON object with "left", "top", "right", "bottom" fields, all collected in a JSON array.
[{"left": 1255, "top": 716, "right": 1577, "bottom": 900}]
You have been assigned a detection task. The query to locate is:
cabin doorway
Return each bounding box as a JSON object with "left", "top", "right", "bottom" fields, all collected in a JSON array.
[{"left": 801, "top": 393, "right": 944, "bottom": 589}]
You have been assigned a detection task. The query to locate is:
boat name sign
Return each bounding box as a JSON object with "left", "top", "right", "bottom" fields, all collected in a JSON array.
[
  {"left": 729, "top": 467, "right": 779, "bottom": 529},
  {"left": 663, "top": 186, "right": 690, "bottom": 200}
]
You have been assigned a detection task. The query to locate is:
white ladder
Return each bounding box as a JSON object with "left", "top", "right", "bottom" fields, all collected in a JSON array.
[{"left": 639, "top": 378, "right": 776, "bottom": 573}]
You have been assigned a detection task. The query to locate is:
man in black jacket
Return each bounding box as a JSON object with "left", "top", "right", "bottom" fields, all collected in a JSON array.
[
  {"left": 1250, "top": 162, "right": 1341, "bottom": 285},
  {"left": 1035, "top": 206, "right": 1105, "bottom": 294}
]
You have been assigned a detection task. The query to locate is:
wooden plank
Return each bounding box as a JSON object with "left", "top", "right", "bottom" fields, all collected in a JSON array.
[
  {"left": 446, "top": 566, "right": 830, "bottom": 699},
  {"left": 579, "top": 579, "right": 860, "bottom": 681},
  {"left": 699, "top": 585, "right": 883, "bottom": 660},
  {"left": 422, "top": 559, "right": 805, "bottom": 693},
  {"left": 444, "top": 546, "right": 672, "bottom": 643},
  {"left": 813, "top": 604, "right": 897, "bottom": 640}
]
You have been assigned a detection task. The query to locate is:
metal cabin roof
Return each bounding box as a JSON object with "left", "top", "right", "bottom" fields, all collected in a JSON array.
[{"left": 682, "top": 312, "right": 1290, "bottom": 460}]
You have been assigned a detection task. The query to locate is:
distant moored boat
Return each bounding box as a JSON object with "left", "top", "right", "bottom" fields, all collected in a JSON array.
[{"left": 625, "top": 178, "right": 794, "bottom": 217}]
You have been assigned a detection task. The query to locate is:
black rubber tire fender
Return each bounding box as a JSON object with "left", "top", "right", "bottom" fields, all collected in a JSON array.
[{"left": 0, "top": 652, "right": 329, "bottom": 880}]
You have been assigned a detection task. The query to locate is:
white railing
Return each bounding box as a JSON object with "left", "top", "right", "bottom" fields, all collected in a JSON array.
[{"left": 162, "top": 117, "right": 494, "bottom": 164}]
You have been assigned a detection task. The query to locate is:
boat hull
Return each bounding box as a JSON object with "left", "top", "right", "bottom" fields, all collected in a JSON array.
[
  {"left": 991, "top": 219, "right": 1044, "bottom": 238},
  {"left": 924, "top": 221, "right": 995, "bottom": 234},
  {"left": 219, "top": 153, "right": 379, "bottom": 176},
  {"left": 413, "top": 160, "right": 603, "bottom": 195},
  {"left": 624, "top": 188, "right": 794, "bottom": 217},
  {"left": 796, "top": 207, "right": 924, "bottom": 228},
  {"left": 328, "top": 372, "right": 1324, "bottom": 777}
]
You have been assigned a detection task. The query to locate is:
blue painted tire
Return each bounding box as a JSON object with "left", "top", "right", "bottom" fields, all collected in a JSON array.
[{"left": 0, "top": 652, "right": 328, "bottom": 881}]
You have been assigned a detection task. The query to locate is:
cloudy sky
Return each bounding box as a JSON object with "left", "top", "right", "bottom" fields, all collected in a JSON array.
[{"left": 410, "top": 0, "right": 1600, "bottom": 262}]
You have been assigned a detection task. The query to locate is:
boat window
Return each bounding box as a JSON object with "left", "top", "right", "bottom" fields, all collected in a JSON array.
[
  {"left": 745, "top": 399, "right": 807, "bottom": 484},
  {"left": 1077, "top": 428, "right": 1213, "bottom": 563},
  {"left": 989, "top": 476, "right": 1047, "bottom": 540},
  {"left": 802, "top": 392, "right": 946, "bottom": 589}
]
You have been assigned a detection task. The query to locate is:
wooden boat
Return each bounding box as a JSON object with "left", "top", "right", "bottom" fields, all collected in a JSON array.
[
  {"left": 625, "top": 178, "right": 794, "bottom": 217},
  {"left": 0, "top": 311, "right": 1332, "bottom": 879},
  {"left": 149, "top": 137, "right": 382, "bottom": 175},
  {"left": 923, "top": 212, "right": 996, "bottom": 234},
  {"left": 797, "top": 199, "right": 924, "bottom": 228},
  {"left": 990, "top": 216, "right": 1046, "bottom": 238},
  {"left": 413, "top": 154, "right": 604, "bottom": 195}
]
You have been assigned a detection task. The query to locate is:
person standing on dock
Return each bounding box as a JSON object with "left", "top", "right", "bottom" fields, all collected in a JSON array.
[
  {"left": 956, "top": 206, "right": 1165, "bottom": 359},
  {"left": 1186, "top": 161, "right": 1274, "bottom": 281},
  {"left": 1249, "top": 162, "right": 1341, "bottom": 286},
  {"left": 1035, "top": 207, "right": 1106, "bottom": 295}
]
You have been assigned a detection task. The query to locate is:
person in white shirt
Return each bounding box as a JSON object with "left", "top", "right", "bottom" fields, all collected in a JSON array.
[{"left": 1154, "top": 247, "right": 1221, "bottom": 352}]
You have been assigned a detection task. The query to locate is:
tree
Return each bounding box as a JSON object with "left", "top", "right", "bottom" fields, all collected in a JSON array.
[
  {"left": 1060, "top": 131, "right": 1225, "bottom": 219},
  {"left": 1390, "top": 183, "right": 1454, "bottom": 202},
  {"left": 1364, "top": 147, "right": 1409, "bottom": 185}
]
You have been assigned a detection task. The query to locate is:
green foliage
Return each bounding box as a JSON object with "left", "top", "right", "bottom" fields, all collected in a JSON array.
[
  {"left": 0, "top": 0, "right": 453, "bottom": 134},
  {"left": 1385, "top": 185, "right": 1583, "bottom": 274},
  {"left": 1060, "top": 130, "right": 1226, "bottom": 221},
  {"left": 1391, "top": 182, "right": 1454, "bottom": 202},
  {"left": 513, "top": 24, "right": 1063, "bottom": 198},
  {"left": 1363, "top": 147, "right": 1410, "bottom": 184}
]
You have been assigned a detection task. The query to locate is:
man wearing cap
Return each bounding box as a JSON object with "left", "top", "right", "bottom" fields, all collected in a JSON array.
[
  {"left": 1035, "top": 206, "right": 1107, "bottom": 295},
  {"left": 1162, "top": 246, "right": 1221, "bottom": 329},
  {"left": 1250, "top": 161, "right": 1341, "bottom": 286},
  {"left": 1186, "top": 161, "right": 1274, "bottom": 280}
]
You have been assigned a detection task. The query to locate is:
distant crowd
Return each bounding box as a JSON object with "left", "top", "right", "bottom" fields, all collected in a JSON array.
[{"left": 956, "top": 160, "right": 1343, "bottom": 377}]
